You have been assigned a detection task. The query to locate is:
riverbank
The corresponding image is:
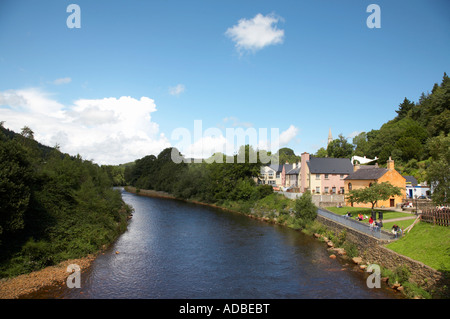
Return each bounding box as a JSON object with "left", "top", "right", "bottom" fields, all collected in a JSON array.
[
  {"left": 125, "top": 186, "right": 448, "bottom": 299},
  {"left": 0, "top": 195, "right": 133, "bottom": 299},
  {"left": 0, "top": 254, "right": 96, "bottom": 299}
]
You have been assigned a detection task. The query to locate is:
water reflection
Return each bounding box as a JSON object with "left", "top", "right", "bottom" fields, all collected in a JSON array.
[{"left": 27, "top": 189, "right": 402, "bottom": 299}]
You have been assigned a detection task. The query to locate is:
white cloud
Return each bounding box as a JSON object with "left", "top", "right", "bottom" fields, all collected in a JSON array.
[
  {"left": 53, "top": 77, "right": 72, "bottom": 85},
  {"left": 0, "top": 88, "right": 170, "bottom": 165},
  {"left": 225, "top": 13, "right": 285, "bottom": 54},
  {"left": 278, "top": 125, "right": 299, "bottom": 146},
  {"left": 169, "top": 84, "right": 186, "bottom": 96}
]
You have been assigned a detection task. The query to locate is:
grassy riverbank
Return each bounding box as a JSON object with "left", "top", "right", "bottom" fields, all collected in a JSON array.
[{"left": 126, "top": 186, "right": 448, "bottom": 299}]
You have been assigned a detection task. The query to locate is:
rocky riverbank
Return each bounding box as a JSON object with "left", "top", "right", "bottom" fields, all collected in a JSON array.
[{"left": 0, "top": 254, "right": 96, "bottom": 299}]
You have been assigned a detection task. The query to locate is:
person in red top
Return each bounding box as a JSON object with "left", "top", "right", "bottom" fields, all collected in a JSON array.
[{"left": 369, "top": 216, "right": 374, "bottom": 230}]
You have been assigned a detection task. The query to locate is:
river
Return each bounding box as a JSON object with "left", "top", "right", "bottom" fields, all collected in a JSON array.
[{"left": 29, "top": 188, "right": 402, "bottom": 299}]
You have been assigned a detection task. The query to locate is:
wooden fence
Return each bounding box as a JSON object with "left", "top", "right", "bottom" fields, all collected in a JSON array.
[{"left": 420, "top": 208, "right": 450, "bottom": 226}]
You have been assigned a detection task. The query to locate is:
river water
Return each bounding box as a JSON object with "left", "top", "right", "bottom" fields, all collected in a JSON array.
[{"left": 31, "top": 188, "right": 402, "bottom": 299}]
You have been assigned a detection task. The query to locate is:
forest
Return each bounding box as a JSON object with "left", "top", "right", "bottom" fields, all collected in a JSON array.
[{"left": 0, "top": 124, "right": 132, "bottom": 278}]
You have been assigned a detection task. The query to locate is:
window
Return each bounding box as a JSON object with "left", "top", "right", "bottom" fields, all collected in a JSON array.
[
  {"left": 340, "top": 174, "right": 345, "bottom": 179},
  {"left": 340, "top": 187, "right": 345, "bottom": 194},
  {"left": 324, "top": 187, "right": 329, "bottom": 193},
  {"left": 268, "top": 172, "right": 274, "bottom": 179},
  {"left": 316, "top": 187, "right": 320, "bottom": 193},
  {"left": 332, "top": 187, "right": 336, "bottom": 194},
  {"left": 276, "top": 173, "right": 280, "bottom": 178},
  {"left": 324, "top": 174, "right": 329, "bottom": 179},
  {"left": 316, "top": 174, "right": 320, "bottom": 180},
  {"left": 348, "top": 183, "right": 352, "bottom": 191}
]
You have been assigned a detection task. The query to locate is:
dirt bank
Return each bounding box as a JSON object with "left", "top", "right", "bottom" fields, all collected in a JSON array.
[{"left": 0, "top": 254, "right": 96, "bottom": 299}]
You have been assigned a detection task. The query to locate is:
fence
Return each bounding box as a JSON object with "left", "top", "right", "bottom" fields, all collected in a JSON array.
[{"left": 420, "top": 208, "right": 450, "bottom": 226}]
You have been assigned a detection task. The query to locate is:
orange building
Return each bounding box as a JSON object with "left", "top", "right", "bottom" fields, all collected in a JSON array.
[{"left": 344, "top": 157, "right": 406, "bottom": 208}]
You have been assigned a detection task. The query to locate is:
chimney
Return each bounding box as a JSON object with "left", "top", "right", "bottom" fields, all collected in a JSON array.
[
  {"left": 354, "top": 163, "right": 360, "bottom": 172},
  {"left": 387, "top": 157, "right": 395, "bottom": 171}
]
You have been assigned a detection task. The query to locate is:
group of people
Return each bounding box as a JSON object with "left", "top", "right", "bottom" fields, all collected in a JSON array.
[
  {"left": 344, "top": 211, "right": 383, "bottom": 232},
  {"left": 369, "top": 216, "right": 383, "bottom": 232},
  {"left": 344, "top": 211, "right": 403, "bottom": 237}
]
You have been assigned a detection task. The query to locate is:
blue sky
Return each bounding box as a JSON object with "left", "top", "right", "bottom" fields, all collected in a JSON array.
[{"left": 1, "top": 0, "right": 449, "bottom": 164}]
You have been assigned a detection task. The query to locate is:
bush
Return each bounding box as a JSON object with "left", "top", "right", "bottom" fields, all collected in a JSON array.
[
  {"left": 294, "top": 191, "right": 317, "bottom": 223},
  {"left": 343, "top": 241, "right": 359, "bottom": 258}
]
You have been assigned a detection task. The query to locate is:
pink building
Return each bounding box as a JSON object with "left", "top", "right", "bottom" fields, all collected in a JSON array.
[{"left": 300, "top": 153, "right": 353, "bottom": 194}]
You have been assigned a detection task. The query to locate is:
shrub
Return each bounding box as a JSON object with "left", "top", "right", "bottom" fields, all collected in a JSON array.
[
  {"left": 294, "top": 191, "right": 317, "bottom": 223},
  {"left": 343, "top": 241, "right": 359, "bottom": 258}
]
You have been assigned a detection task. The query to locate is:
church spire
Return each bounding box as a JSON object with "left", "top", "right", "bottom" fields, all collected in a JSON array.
[{"left": 327, "top": 128, "right": 333, "bottom": 146}]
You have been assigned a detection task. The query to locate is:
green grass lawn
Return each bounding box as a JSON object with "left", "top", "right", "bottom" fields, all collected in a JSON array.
[
  {"left": 386, "top": 222, "right": 450, "bottom": 272},
  {"left": 325, "top": 206, "right": 413, "bottom": 220},
  {"left": 325, "top": 206, "right": 449, "bottom": 272}
]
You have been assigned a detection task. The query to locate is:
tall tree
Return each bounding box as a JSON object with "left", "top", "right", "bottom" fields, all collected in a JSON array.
[
  {"left": 327, "top": 134, "right": 354, "bottom": 158},
  {"left": 0, "top": 137, "right": 32, "bottom": 237},
  {"left": 426, "top": 133, "right": 450, "bottom": 205},
  {"left": 352, "top": 132, "right": 369, "bottom": 157},
  {"left": 314, "top": 147, "right": 327, "bottom": 157},
  {"left": 395, "top": 97, "right": 415, "bottom": 121}
]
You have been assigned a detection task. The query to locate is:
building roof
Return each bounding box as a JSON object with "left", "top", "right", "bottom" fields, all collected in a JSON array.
[
  {"left": 286, "top": 167, "right": 300, "bottom": 175},
  {"left": 268, "top": 164, "right": 283, "bottom": 172},
  {"left": 307, "top": 157, "right": 353, "bottom": 174},
  {"left": 283, "top": 163, "right": 294, "bottom": 172},
  {"left": 403, "top": 175, "right": 418, "bottom": 186},
  {"left": 344, "top": 167, "right": 388, "bottom": 180}
]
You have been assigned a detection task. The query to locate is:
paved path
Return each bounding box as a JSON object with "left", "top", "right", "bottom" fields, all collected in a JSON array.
[{"left": 385, "top": 216, "right": 417, "bottom": 223}]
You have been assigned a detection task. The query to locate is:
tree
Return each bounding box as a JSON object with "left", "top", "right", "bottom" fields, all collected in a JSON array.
[
  {"left": 352, "top": 132, "right": 369, "bottom": 157},
  {"left": 0, "top": 138, "right": 32, "bottom": 237},
  {"left": 346, "top": 182, "right": 403, "bottom": 212},
  {"left": 395, "top": 97, "right": 415, "bottom": 121},
  {"left": 277, "top": 147, "right": 301, "bottom": 164},
  {"left": 314, "top": 147, "right": 327, "bottom": 157},
  {"left": 294, "top": 191, "right": 317, "bottom": 223},
  {"left": 426, "top": 133, "right": 450, "bottom": 205},
  {"left": 327, "top": 134, "right": 354, "bottom": 158},
  {"left": 20, "top": 126, "right": 34, "bottom": 139}
]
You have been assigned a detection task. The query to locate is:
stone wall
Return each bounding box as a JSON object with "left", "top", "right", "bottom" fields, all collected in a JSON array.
[
  {"left": 276, "top": 191, "right": 302, "bottom": 200},
  {"left": 312, "top": 194, "right": 345, "bottom": 207},
  {"left": 316, "top": 215, "right": 449, "bottom": 296}
]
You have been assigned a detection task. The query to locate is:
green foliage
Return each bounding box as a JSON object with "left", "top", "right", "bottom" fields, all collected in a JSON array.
[
  {"left": 314, "top": 147, "right": 327, "bottom": 157},
  {"left": 0, "top": 126, "right": 131, "bottom": 278},
  {"left": 253, "top": 193, "right": 294, "bottom": 214},
  {"left": 125, "top": 144, "right": 267, "bottom": 205},
  {"left": 326, "top": 134, "right": 353, "bottom": 158},
  {"left": 346, "top": 182, "right": 403, "bottom": 211},
  {"left": 426, "top": 133, "right": 450, "bottom": 204},
  {"left": 352, "top": 132, "right": 369, "bottom": 157},
  {"left": 0, "top": 137, "right": 32, "bottom": 236},
  {"left": 276, "top": 147, "right": 301, "bottom": 164},
  {"left": 294, "top": 191, "right": 317, "bottom": 225},
  {"left": 395, "top": 97, "right": 415, "bottom": 121}
]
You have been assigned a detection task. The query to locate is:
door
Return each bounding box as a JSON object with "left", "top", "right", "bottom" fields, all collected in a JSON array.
[{"left": 390, "top": 198, "right": 395, "bottom": 207}]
